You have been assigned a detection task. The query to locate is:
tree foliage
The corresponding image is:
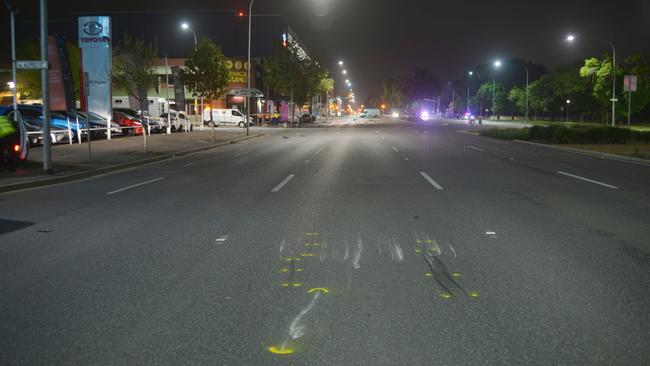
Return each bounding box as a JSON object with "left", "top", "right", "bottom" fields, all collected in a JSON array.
[
  {"left": 178, "top": 37, "right": 230, "bottom": 105},
  {"left": 113, "top": 33, "right": 159, "bottom": 113}
]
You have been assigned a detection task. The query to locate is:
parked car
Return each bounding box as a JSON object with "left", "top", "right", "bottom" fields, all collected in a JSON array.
[
  {"left": 1, "top": 105, "right": 86, "bottom": 143},
  {"left": 21, "top": 115, "right": 71, "bottom": 145},
  {"left": 299, "top": 113, "right": 316, "bottom": 124},
  {"left": 112, "top": 111, "right": 143, "bottom": 136},
  {"left": 160, "top": 110, "right": 190, "bottom": 131},
  {"left": 359, "top": 108, "right": 381, "bottom": 118},
  {"left": 76, "top": 111, "right": 123, "bottom": 137},
  {"left": 114, "top": 108, "right": 165, "bottom": 133},
  {"left": 203, "top": 108, "right": 251, "bottom": 128}
]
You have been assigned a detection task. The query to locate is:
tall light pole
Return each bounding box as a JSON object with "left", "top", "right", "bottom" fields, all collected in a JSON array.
[
  {"left": 246, "top": 0, "right": 255, "bottom": 136},
  {"left": 493, "top": 60, "right": 502, "bottom": 119},
  {"left": 181, "top": 22, "right": 200, "bottom": 130},
  {"left": 567, "top": 35, "right": 616, "bottom": 126},
  {"left": 40, "top": 0, "right": 51, "bottom": 173},
  {"left": 495, "top": 60, "right": 529, "bottom": 122},
  {"left": 467, "top": 71, "right": 473, "bottom": 114},
  {"left": 5, "top": 0, "right": 17, "bottom": 113}
]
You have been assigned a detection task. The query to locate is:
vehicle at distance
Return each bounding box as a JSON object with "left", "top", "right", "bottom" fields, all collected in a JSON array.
[
  {"left": 299, "top": 113, "right": 316, "bottom": 124},
  {"left": 160, "top": 110, "right": 190, "bottom": 132},
  {"left": 420, "top": 110, "right": 430, "bottom": 121},
  {"left": 114, "top": 108, "right": 166, "bottom": 133},
  {"left": 359, "top": 108, "right": 381, "bottom": 118},
  {"left": 112, "top": 111, "right": 143, "bottom": 136},
  {"left": 76, "top": 111, "right": 123, "bottom": 136},
  {"left": 203, "top": 108, "right": 252, "bottom": 128}
]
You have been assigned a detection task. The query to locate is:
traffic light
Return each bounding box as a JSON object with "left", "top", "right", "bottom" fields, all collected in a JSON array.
[
  {"left": 237, "top": 10, "right": 245, "bottom": 17},
  {"left": 282, "top": 33, "right": 287, "bottom": 47}
]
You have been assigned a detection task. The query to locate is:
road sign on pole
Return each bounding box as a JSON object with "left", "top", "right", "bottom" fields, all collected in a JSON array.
[
  {"left": 624, "top": 75, "right": 637, "bottom": 126},
  {"left": 17, "top": 60, "right": 49, "bottom": 69}
]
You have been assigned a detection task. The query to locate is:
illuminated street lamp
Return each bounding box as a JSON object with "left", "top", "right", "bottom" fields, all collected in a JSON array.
[
  {"left": 342, "top": 70, "right": 347, "bottom": 75},
  {"left": 180, "top": 23, "right": 197, "bottom": 46},
  {"left": 338, "top": 60, "right": 344, "bottom": 66},
  {"left": 566, "top": 34, "right": 617, "bottom": 126},
  {"left": 566, "top": 99, "right": 571, "bottom": 122},
  {"left": 491, "top": 61, "right": 502, "bottom": 118},
  {"left": 7, "top": 81, "right": 15, "bottom": 89}
]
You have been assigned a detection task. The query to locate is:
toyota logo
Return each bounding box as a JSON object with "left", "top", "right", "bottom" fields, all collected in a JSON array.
[{"left": 83, "top": 22, "right": 103, "bottom": 36}]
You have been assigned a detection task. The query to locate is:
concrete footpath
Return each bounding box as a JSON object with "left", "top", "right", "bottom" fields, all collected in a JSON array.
[{"left": 0, "top": 128, "right": 264, "bottom": 192}]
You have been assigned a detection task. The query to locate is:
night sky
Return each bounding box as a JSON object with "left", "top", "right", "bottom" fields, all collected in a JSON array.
[{"left": 3, "top": 0, "right": 650, "bottom": 101}]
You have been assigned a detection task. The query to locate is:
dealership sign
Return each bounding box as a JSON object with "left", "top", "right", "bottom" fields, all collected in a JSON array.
[{"left": 78, "top": 16, "right": 113, "bottom": 137}]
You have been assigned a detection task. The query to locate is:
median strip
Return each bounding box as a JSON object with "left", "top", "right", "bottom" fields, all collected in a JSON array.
[
  {"left": 556, "top": 171, "right": 618, "bottom": 190},
  {"left": 419, "top": 172, "right": 444, "bottom": 190},
  {"left": 271, "top": 174, "right": 296, "bottom": 192},
  {"left": 106, "top": 177, "right": 166, "bottom": 195}
]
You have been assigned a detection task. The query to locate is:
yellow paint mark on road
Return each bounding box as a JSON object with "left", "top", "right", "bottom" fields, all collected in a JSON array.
[
  {"left": 284, "top": 257, "right": 303, "bottom": 262},
  {"left": 306, "top": 233, "right": 319, "bottom": 236},
  {"left": 439, "top": 292, "right": 453, "bottom": 300},
  {"left": 415, "top": 249, "right": 422, "bottom": 253},
  {"left": 268, "top": 346, "right": 295, "bottom": 355},
  {"left": 282, "top": 283, "right": 290, "bottom": 287},
  {"left": 305, "top": 243, "right": 321, "bottom": 247},
  {"left": 281, "top": 269, "right": 289, "bottom": 273},
  {"left": 292, "top": 282, "right": 304, "bottom": 287},
  {"left": 452, "top": 272, "right": 461, "bottom": 278},
  {"left": 425, "top": 273, "right": 433, "bottom": 277},
  {"left": 468, "top": 291, "right": 480, "bottom": 298},
  {"left": 308, "top": 287, "right": 330, "bottom": 294},
  {"left": 296, "top": 269, "right": 304, "bottom": 272},
  {"left": 301, "top": 253, "right": 316, "bottom": 257}
]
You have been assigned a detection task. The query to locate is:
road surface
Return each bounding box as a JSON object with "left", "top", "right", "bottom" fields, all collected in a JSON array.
[{"left": 1, "top": 117, "right": 649, "bottom": 365}]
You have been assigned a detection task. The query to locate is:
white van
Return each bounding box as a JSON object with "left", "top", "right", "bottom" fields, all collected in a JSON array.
[
  {"left": 203, "top": 108, "right": 251, "bottom": 127},
  {"left": 360, "top": 108, "right": 381, "bottom": 118}
]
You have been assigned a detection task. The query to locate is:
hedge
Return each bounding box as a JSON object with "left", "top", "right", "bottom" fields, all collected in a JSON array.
[{"left": 479, "top": 125, "right": 650, "bottom": 144}]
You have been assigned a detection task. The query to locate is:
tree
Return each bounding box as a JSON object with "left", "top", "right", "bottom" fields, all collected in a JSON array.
[
  {"left": 179, "top": 37, "right": 230, "bottom": 124},
  {"left": 508, "top": 86, "right": 526, "bottom": 116},
  {"left": 382, "top": 77, "right": 404, "bottom": 111},
  {"left": 113, "top": 33, "right": 159, "bottom": 113}
]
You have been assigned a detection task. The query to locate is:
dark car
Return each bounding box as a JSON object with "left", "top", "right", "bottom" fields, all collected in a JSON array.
[{"left": 299, "top": 113, "right": 316, "bottom": 124}]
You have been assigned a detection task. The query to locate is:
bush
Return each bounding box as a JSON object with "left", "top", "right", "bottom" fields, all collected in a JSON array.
[
  {"left": 481, "top": 124, "right": 650, "bottom": 144},
  {"left": 479, "top": 128, "right": 530, "bottom": 140}
]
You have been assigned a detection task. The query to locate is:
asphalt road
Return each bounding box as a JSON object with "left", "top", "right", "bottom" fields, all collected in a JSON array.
[{"left": 1, "top": 117, "right": 649, "bottom": 365}]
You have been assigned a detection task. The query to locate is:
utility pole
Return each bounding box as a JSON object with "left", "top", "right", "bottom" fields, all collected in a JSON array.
[
  {"left": 40, "top": 0, "right": 52, "bottom": 174},
  {"left": 246, "top": 0, "right": 255, "bottom": 136}
]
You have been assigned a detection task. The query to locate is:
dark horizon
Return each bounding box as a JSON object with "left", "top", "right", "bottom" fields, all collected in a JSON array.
[{"left": 2, "top": 0, "right": 650, "bottom": 101}]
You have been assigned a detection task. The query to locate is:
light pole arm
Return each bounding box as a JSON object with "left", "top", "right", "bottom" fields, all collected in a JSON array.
[{"left": 192, "top": 30, "right": 197, "bottom": 46}]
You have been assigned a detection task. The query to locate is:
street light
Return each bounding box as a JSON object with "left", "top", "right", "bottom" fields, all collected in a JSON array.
[
  {"left": 342, "top": 70, "right": 347, "bottom": 75},
  {"left": 566, "top": 99, "right": 571, "bottom": 122},
  {"left": 492, "top": 61, "right": 502, "bottom": 118},
  {"left": 180, "top": 22, "right": 199, "bottom": 131},
  {"left": 494, "top": 60, "right": 502, "bottom": 68},
  {"left": 180, "top": 22, "right": 197, "bottom": 45},
  {"left": 338, "top": 60, "right": 344, "bottom": 66},
  {"left": 7, "top": 81, "right": 15, "bottom": 89},
  {"left": 566, "top": 34, "right": 617, "bottom": 126}
]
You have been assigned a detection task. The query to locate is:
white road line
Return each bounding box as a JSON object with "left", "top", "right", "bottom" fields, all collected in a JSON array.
[
  {"left": 381, "top": 136, "right": 385, "bottom": 140},
  {"left": 466, "top": 145, "right": 485, "bottom": 152},
  {"left": 235, "top": 150, "right": 251, "bottom": 157},
  {"left": 271, "top": 174, "right": 296, "bottom": 192},
  {"left": 391, "top": 146, "right": 399, "bottom": 152},
  {"left": 304, "top": 160, "right": 310, "bottom": 163},
  {"left": 433, "top": 136, "right": 441, "bottom": 140},
  {"left": 184, "top": 163, "right": 193, "bottom": 167},
  {"left": 419, "top": 172, "right": 444, "bottom": 190},
  {"left": 106, "top": 177, "right": 165, "bottom": 195},
  {"left": 315, "top": 148, "right": 322, "bottom": 155},
  {"left": 557, "top": 171, "right": 618, "bottom": 189}
]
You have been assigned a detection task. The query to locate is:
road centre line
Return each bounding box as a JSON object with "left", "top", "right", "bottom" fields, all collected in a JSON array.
[
  {"left": 271, "top": 174, "right": 296, "bottom": 192},
  {"left": 466, "top": 145, "right": 485, "bottom": 152},
  {"left": 419, "top": 172, "right": 444, "bottom": 190},
  {"left": 315, "top": 148, "right": 322, "bottom": 155},
  {"left": 556, "top": 171, "right": 618, "bottom": 189},
  {"left": 391, "top": 146, "right": 399, "bottom": 152},
  {"left": 106, "top": 177, "right": 165, "bottom": 195},
  {"left": 235, "top": 150, "right": 251, "bottom": 157}
]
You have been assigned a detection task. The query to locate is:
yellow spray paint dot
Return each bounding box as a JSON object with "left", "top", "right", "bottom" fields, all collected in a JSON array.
[
  {"left": 301, "top": 253, "right": 316, "bottom": 257},
  {"left": 296, "top": 269, "right": 304, "bottom": 272},
  {"left": 416, "top": 240, "right": 423, "bottom": 244},
  {"left": 424, "top": 273, "right": 433, "bottom": 277},
  {"left": 468, "top": 291, "right": 480, "bottom": 298},
  {"left": 292, "top": 282, "right": 304, "bottom": 287},
  {"left": 415, "top": 249, "right": 422, "bottom": 253},
  {"left": 282, "top": 283, "right": 290, "bottom": 287},
  {"left": 452, "top": 272, "right": 461, "bottom": 278},
  {"left": 268, "top": 346, "right": 295, "bottom": 355},
  {"left": 439, "top": 292, "right": 453, "bottom": 300},
  {"left": 281, "top": 268, "right": 289, "bottom": 273},
  {"left": 305, "top": 233, "right": 319, "bottom": 236},
  {"left": 308, "top": 287, "right": 330, "bottom": 294}
]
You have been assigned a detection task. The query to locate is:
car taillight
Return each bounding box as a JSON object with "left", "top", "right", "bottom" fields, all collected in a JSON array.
[{"left": 13, "top": 144, "right": 20, "bottom": 153}]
